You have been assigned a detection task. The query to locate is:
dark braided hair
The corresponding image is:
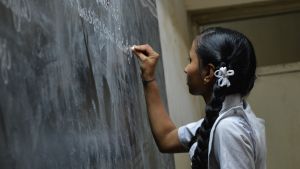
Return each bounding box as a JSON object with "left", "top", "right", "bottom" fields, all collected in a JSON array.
[{"left": 190, "top": 27, "right": 257, "bottom": 168}]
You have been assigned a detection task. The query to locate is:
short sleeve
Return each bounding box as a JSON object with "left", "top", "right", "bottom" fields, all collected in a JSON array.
[
  {"left": 213, "top": 116, "right": 255, "bottom": 169},
  {"left": 177, "top": 119, "right": 204, "bottom": 150}
]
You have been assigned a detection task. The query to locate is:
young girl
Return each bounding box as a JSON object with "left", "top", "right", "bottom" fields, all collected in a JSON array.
[{"left": 132, "top": 27, "right": 266, "bottom": 169}]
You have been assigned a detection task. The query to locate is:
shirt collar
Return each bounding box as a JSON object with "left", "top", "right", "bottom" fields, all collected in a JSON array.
[{"left": 219, "top": 94, "right": 243, "bottom": 114}]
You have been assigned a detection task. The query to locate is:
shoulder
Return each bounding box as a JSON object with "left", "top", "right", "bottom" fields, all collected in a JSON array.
[
  {"left": 213, "top": 115, "right": 255, "bottom": 156},
  {"left": 214, "top": 115, "right": 252, "bottom": 141},
  {"left": 212, "top": 115, "right": 256, "bottom": 169}
]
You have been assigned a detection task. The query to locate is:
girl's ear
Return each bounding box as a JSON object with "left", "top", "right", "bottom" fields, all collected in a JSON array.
[{"left": 203, "top": 63, "right": 215, "bottom": 84}]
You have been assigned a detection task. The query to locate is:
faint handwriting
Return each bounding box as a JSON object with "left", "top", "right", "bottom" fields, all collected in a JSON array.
[
  {"left": 78, "top": 6, "right": 130, "bottom": 53},
  {"left": 0, "top": 38, "right": 12, "bottom": 85},
  {"left": 140, "top": 0, "right": 157, "bottom": 18},
  {"left": 1, "top": 0, "right": 32, "bottom": 32},
  {"left": 64, "top": 0, "right": 138, "bottom": 63}
]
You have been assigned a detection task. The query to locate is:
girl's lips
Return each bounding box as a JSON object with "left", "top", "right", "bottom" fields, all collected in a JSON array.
[{"left": 186, "top": 76, "right": 190, "bottom": 85}]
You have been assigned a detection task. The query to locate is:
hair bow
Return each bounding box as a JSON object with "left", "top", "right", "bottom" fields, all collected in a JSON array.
[{"left": 214, "top": 67, "right": 234, "bottom": 87}]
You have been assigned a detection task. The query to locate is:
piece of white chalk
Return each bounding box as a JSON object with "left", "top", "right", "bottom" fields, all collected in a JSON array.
[{"left": 131, "top": 45, "right": 135, "bottom": 51}]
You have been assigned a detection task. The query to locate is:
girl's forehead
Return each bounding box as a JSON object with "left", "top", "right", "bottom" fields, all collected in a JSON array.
[
  {"left": 190, "top": 41, "right": 198, "bottom": 55},
  {"left": 192, "top": 39, "right": 198, "bottom": 47}
]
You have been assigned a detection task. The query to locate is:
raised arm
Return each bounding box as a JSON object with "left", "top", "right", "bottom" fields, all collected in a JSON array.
[{"left": 131, "top": 44, "right": 186, "bottom": 153}]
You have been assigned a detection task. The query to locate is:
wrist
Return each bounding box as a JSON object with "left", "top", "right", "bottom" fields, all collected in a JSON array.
[
  {"left": 141, "top": 73, "right": 155, "bottom": 81},
  {"left": 142, "top": 78, "right": 156, "bottom": 86}
]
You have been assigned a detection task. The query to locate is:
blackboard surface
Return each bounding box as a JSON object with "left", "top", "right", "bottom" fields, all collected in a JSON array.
[{"left": 0, "top": 0, "right": 174, "bottom": 168}]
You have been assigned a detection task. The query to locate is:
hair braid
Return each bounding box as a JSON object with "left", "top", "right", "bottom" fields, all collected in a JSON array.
[{"left": 191, "top": 80, "right": 225, "bottom": 169}]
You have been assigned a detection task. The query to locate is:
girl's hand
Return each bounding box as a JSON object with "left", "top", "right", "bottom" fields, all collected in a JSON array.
[{"left": 131, "top": 44, "right": 159, "bottom": 81}]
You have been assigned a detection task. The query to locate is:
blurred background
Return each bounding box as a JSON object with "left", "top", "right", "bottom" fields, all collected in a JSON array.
[{"left": 156, "top": 0, "right": 300, "bottom": 168}]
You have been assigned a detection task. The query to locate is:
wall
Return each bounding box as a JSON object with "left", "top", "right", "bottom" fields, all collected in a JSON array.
[
  {"left": 248, "top": 63, "right": 300, "bottom": 169},
  {"left": 202, "top": 12, "right": 300, "bottom": 66},
  {"left": 156, "top": 1, "right": 204, "bottom": 169},
  {"left": 184, "top": 0, "right": 274, "bottom": 11}
]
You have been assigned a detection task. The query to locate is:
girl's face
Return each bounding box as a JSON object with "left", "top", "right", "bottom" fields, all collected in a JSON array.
[{"left": 184, "top": 40, "right": 207, "bottom": 95}]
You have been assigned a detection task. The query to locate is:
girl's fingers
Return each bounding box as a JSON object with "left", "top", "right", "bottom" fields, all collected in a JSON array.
[
  {"left": 131, "top": 44, "right": 159, "bottom": 64},
  {"left": 132, "top": 48, "right": 147, "bottom": 61},
  {"left": 132, "top": 44, "right": 151, "bottom": 54},
  {"left": 132, "top": 44, "right": 158, "bottom": 57}
]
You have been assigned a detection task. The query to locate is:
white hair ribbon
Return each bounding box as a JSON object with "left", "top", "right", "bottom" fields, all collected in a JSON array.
[{"left": 214, "top": 67, "right": 234, "bottom": 87}]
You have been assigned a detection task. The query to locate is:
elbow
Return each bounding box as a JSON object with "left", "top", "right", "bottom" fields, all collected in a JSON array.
[
  {"left": 154, "top": 136, "right": 168, "bottom": 153},
  {"left": 157, "top": 145, "right": 169, "bottom": 153},
  {"left": 154, "top": 129, "right": 179, "bottom": 153},
  {"left": 156, "top": 142, "right": 172, "bottom": 153},
  {"left": 158, "top": 146, "right": 168, "bottom": 153}
]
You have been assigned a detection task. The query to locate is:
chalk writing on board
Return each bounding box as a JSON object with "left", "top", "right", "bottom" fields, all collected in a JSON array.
[
  {"left": 64, "top": 0, "right": 121, "bottom": 29},
  {"left": 0, "top": 0, "right": 174, "bottom": 168},
  {"left": 77, "top": 6, "right": 137, "bottom": 62},
  {"left": 77, "top": 7, "right": 123, "bottom": 48},
  {"left": 96, "top": 0, "right": 110, "bottom": 8},
  {"left": 0, "top": 0, "right": 32, "bottom": 32},
  {"left": 95, "top": 0, "right": 120, "bottom": 25},
  {"left": 63, "top": 0, "right": 137, "bottom": 64},
  {"left": 0, "top": 38, "right": 11, "bottom": 84},
  {"left": 140, "top": 0, "right": 157, "bottom": 18}
]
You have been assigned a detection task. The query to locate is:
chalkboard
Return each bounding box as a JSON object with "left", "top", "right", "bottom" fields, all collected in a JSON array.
[{"left": 0, "top": 0, "right": 174, "bottom": 169}]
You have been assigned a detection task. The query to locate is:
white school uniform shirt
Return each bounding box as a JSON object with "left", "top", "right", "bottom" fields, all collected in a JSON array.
[{"left": 178, "top": 94, "right": 266, "bottom": 169}]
